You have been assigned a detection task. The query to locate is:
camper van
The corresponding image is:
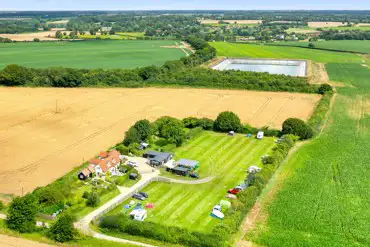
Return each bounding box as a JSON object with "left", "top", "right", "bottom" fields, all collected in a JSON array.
[
  {"left": 257, "top": 131, "right": 264, "bottom": 140},
  {"left": 130, "top": 209, "right": 147, "bottom": 221}
]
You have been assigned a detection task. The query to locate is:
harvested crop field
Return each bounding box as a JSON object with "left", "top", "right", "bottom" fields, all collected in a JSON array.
[
  {"left": 0, "top": 87, "right": 320, "bottom": 195},
  {"left": 0, "top": 28, "right": 68, "bottom": 41}
]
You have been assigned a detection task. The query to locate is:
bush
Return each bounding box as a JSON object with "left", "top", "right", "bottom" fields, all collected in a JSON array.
[
  {"left": 185, "top": 127, "right": 203, "bottom": 140},
  {"left": 116, "top": 144, "right": 129, "bottom": 155},
  {"left": 317, "top": 83, "right": 333, "bottom": 95},
  {"left": 123, "top": 127, "right": 140, "bottom": 146},
  {"left": 7, "top": 194, "right": 39, "bottom": 233},
  {"left": 241, "top": 124, "right": 257, "bottom": 134},
  {"left": 0, "top": 201, "right": 4, "bottom": 211},
  {"left": 199, "top": 118, "right": 214, "bottom": 130},
  {"left": 154, "top": 138, "right": 168, "bottom": 147},
  {"left": 82, "top": 191, "right": 90, "bottom": 199},
  {"left": 282, "top": 118, "right": 313, "bottom": 140},
  {"left": 36, "top": 186, "right": 64, "bottom": 206},
  {"left": 86, "top": 192, "right": 100, "bottom": 207},
  {"left": 260, "top": 126, "right": 280, "bottom": 137},
  {"left": 213, "top": 111, "right": 242, "bottom": 132},
  {"left": 48, "top": 213, "right": 78, "bottom": 242}
]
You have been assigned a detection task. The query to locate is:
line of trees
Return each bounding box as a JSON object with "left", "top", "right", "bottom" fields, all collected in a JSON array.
[
  {"left": 319, "top": 30, "right": 370, "bottom": 40},
  {"left": 0, "top": 36, "right": 319, "bottom": 94}
]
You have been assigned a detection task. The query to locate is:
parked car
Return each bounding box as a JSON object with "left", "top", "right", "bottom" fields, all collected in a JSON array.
[
  {"left": 133, "top": 193, "right": 146, "bottom": 201},
  {"left": 247, "top": 166, "right": 262, "bottom": 174},
  {"left": 128, "top": 161, "right": 138, "bottom": 167},
  {"left": 228, "top": 188, "right": 242, "bottom": 195},
  {"left": 189, "top": 173, "right": 199, "bottom": 179},
  {"left": 139, "top": 192, "right": 149, "bottom": 198},
  {"left": 213, "top": 204, "right": 222, "bottom": 212}
]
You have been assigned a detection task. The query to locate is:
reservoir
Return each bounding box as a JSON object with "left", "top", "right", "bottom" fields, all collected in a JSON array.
[{"left": 212, "top": 59, "right": 307, "bottom": 77}]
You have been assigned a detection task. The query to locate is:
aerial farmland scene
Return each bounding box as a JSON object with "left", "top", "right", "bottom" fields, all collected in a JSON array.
[{"left": 0, "top": 1, "right": 369, "bottom": 247}]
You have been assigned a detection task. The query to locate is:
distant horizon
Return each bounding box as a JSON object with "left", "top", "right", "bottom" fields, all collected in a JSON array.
[{"left": 2, "top": 0, "right": 370, "bottom": 11}]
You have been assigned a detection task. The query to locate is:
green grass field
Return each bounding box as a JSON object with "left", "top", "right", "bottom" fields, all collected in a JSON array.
[
  {"left": 109, "top": 131, "right": 275, "bottom": 232},
  {"left": 210, "top": 42, "right": 362, "bottom": 63},
  {"left": 247, "top": 62, "right": 370, "bottom": 246},
  {"left": 0, "top": 40, "right": 185, "bottom": 69},
  {"left": 322, "top": 26, "right": 370, "bottom": 31},
  {"left": 270, "top": 40, "right": 370, "bottom": 54}
]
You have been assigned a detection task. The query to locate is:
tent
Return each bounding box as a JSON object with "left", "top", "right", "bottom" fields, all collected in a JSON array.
[{"left": 220, "top": 200, "right": 231, "bottom": 209}]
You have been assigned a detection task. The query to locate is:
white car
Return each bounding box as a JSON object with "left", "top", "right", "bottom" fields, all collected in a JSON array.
[
  {"left": 247, "top": 166, "right": 262, "bottom": 174},
  {"left": 213, "top": 204, "right": 222, "bottom": 212}
]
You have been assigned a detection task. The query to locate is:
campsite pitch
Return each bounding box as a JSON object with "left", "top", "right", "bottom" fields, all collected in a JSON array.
[
  {"left": 108, "top": 131, "right": 276, "bottom": 232},
  {"left": 0, "top": 87, "right": 320, "bottom": 195}
]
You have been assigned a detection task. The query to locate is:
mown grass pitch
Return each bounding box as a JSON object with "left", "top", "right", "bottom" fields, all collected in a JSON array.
[
  {"left": 110, "top": 131, "right": 276, "bottom": 232},
  {"left": 210, "top": 42, "right": 363, "bottom": 64},
  {"left": 0, "top": 40, "right": 185, "bottom": 69}
]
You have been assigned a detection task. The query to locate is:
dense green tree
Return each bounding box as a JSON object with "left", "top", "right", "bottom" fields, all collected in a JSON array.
[
  {"left": 7, "top": 195, "right": 39, "bottom": 233},
  {"left": 214, "top": 111, "right": 242, "bottom": 132},
  {"left": 86, "top": 192, "right": 100, "bottom": 207},
  {"left": 0, "top": 201, "right": 4, "bottom": 211},
  {"left": 154, "top": 116, "right": 185, "bottom": 146},
  {"left": 282, "top": 118, "right": 313, "bottom": 140},
  {"left": 0, "top": 64, "right": 34, "bottom": 86},
  {"left": 55, "top": 30, "right": 63, "bottom": 39},
  {"left": 133, "top": 119, "right": 152, "bottom": 141},
  {"left": 35, "top": 187, "right": 64, "bottom": 206},
  {"left": 318, "top": 83, "right": 333, "bottom": 95},
  {"left": 123, "top": 126, "right": 141, "bottom": 146},
  {"left": 48, "top": 214, "right": 78, "bottom": 242}
]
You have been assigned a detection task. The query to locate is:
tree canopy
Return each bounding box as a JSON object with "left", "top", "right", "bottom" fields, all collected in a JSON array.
[
  {"left": 7, "top": 194, "right": 39, "bottom": 233},
  {"left": 214, "top": 111, "right": 242, "bottom": 132}
]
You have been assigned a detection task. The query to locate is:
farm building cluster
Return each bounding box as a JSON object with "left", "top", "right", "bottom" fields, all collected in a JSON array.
[{"left": 142, "top": 151, "right": 200, "bottom": 177}]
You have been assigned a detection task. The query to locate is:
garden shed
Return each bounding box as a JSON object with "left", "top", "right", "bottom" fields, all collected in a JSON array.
[{"left": 176, "top": 159, "right": 200, "bottom": 170}]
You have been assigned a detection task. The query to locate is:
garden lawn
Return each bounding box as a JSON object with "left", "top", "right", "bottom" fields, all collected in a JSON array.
[
  {"left": 109, "top": 131, "right": 275, "bottom": 233},
  {"left": 0, "top": 40, "right": 185, "bottom": 69},
  {"left": 247, "top": 63, "right": 370, "bottom": 246},
  {"left": 210, "top": 42, "right": 363, "bottom": 63}
]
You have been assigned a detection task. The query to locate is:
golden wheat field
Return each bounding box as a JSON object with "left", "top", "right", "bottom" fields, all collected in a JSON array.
[{"left": 0, "top": 87, "right": 321, "bottom": 195}]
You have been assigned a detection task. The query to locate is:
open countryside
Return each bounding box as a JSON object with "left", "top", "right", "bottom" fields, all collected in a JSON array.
[
  {"left": 0, "top": 40, "right": 186, "bottom": 69},
  {"left": 0, "top": 87, "right": 320, "bottom": 195}
]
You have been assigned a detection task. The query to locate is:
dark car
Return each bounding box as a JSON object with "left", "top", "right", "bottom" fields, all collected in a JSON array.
[
  {"left": 133, "top": 193, "right": 146, "bottom": 201},
  {"left": 139, "top": 192, "right": 149, "bottom": 198},
  {"left": 189, "top": 173, "right": 199, "bottom": 179}
]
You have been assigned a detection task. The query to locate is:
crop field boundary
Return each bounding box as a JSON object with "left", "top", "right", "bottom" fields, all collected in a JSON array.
[{"left": 236, "top": 87, "right": 337, "bottom": 247}]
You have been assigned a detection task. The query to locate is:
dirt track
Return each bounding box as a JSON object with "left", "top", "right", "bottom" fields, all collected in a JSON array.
[{"left": 0, "top": 87, "right": 320, "bottom": 195}]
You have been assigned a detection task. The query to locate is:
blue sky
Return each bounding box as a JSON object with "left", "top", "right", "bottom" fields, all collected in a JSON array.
[{"left": 1, "top": 0, "right": 370, "bottom": 11}]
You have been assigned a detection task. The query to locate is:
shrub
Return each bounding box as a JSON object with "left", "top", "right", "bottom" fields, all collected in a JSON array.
[
  {"left": 36, "top": 186, "right": 64, "bottom": 206},
  {"left": 185, "top": 127, "right": 203, "bottom": 140},
  {"left": 213, "top": 111, "right": 242, "bottom": 132},
  {"left": 48, "top": 213, "right": 78, "bottom": 242},
  {"left": 116, "top": 144, "right": 129, "bottom": 155},
  {"left": 82, "top": 191, "right": 90, "bottom": 199},
  {"left": 183, "top": 117, "right": 200, "bottom": 128},
  {"left": 241, "top": 123, "right": 257, "bottom": 134},
  {"left": 86, "top": 192, "right": 100, "bottom": 207},
  {"left": 261, "top": 155, "right": 274, "bottom": 165},
  {"left": 317, "top": 83, "right": 333, "bottom": 95},
  {"left": 154, "top": 138, "right": 168, "bottom": 147},
  {"left": 282, "top": 118, "right": 313, "bottom": 140},
  {"left": 7, "top": 194, "right": 39, "bottom": 233},
  {"left": 260, "top": 126, "right": 280, "bottom": 137},
  {"left": 0, "top": 201, "right": 4, "bottom": 211},
  {"left": 199, "top": 118, "right": 214, "bottom": 130}
]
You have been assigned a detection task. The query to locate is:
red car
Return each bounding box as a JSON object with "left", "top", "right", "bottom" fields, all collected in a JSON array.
[{"left": 227, "top": 188, "right": 242, "bottom": 195}]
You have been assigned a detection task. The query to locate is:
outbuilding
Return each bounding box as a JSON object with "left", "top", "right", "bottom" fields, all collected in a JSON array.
[
  {"left": 171, "top": 166, "right": 190, "bottom": 176},
  {"left": 78, "top": 165, "right": 95, "bottom": 180},
  {"left": 143, "top": 151, "right": 172, "bottom": 166},
  {"left": 176, "top": 159, "right": 200, "bottom": 170}
]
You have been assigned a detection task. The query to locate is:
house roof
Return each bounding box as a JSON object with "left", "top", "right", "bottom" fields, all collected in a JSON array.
[
  {"left": 89, "top": 158, "right": 101, "bottom": 165},
  {"left": 176, "top": 159, "right": 199, "bottom": 168},
  {"left": 145, "top": 151, "right": 172, "bottom": 162},
  {"left": 99, "top": 151, "right": 109, "bottom": 158},
  {"left": 98, "top": 159, "right": 110, "bottom": 173},
  {"left": 87, "top": 164, "right": 95, "bottom": 173},
  {"left": 172, "top": 166, "right": 190, "bottom": 172}
]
